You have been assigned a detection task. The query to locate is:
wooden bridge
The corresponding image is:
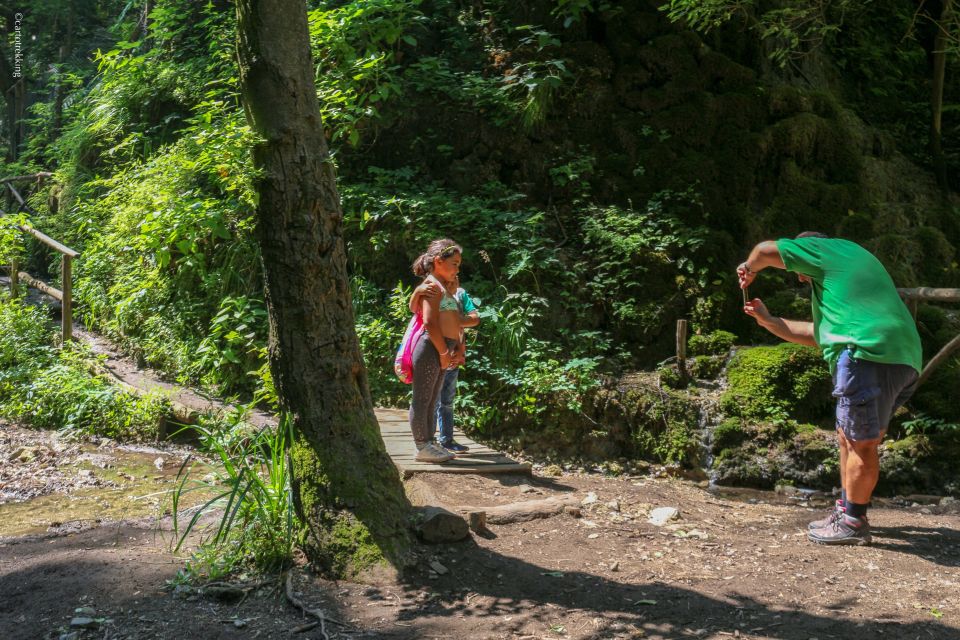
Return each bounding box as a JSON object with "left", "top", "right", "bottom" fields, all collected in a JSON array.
[{"left": 376, "top": 408, "right": 530, "bottom": 478}]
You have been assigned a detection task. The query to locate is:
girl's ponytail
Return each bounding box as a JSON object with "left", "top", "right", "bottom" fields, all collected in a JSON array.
[{"left": 412, "top": 238, "right": 461, "bottom": 277}]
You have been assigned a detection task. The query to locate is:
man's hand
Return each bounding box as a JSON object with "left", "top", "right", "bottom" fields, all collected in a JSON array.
[
  {"left": 743, "top": 297, "right": 774, "bottom": 325},
  {"left": 742, "top": 298, "right": 817, "bottom": 346},
  {"left": 737, "top": 262, "right": 756, "bottom": 290}
]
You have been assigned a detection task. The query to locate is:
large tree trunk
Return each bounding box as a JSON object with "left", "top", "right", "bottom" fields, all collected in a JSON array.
[{"left": 234, "top": 0, "right": 411, "bottom": 579}]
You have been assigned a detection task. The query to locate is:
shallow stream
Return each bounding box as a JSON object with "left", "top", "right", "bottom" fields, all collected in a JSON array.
[{"left": 0, "top": 424, "right": 218, "bottom": 538}]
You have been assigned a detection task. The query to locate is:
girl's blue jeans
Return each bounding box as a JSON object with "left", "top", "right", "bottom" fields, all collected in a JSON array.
[{"left": 435, "top": 367, "right": 459, "bottom": 445}]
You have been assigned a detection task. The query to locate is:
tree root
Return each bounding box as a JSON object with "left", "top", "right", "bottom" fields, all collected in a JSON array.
[{"left": 283, "top": 569, "right": 348, "bottom": 639}]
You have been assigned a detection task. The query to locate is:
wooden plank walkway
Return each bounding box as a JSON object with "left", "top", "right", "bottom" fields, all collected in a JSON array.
[{"left": 375, "top": 408, "right": 531, "bottom": 478}]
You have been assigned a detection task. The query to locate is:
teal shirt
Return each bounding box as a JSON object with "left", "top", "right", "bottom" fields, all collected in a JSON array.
[
  {"left": 777, "top": 237, "right": 922, "bottom": 373},
  {"left": 457, "top": 289, "right": 477, "bottom": 314}
]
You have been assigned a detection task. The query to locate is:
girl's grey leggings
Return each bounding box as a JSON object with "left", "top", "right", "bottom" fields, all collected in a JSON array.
[{"left": 409, "top": 331, "right": 458, "bottom": 445}]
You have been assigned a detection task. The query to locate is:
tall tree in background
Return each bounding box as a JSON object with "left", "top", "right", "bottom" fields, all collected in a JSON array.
[
  {"left": 234, "top": 0, "right": 411, "bottom": 578},
  {"left": 931, "top": 0, "right": 955, "bottom": 190},
  {"left": 0, "top": 7, "right": 27, "bottom": 162}
]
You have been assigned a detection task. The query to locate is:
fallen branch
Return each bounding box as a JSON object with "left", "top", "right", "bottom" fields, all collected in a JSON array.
[
  {"left": 917, "top": 331, "right": 960, "bottom": 388},
  {"left": 0, "top": 172, "right": 53, "bottom": 183}
]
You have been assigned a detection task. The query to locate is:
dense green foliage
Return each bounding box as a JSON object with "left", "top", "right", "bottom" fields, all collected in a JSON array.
[
  {"left": 2, "top": 0, "right": 960, "bottom": 498},
  {"left": 0, "top": 294, "right": 167, "bottom": 439}
]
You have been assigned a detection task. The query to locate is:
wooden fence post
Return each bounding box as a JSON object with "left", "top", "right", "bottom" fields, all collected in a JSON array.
[
  {"left": 676, "top": 319, "right": 688, "bottom": 379},
  {"left": 61, "top": 255, "right": 72, "bottom": 342}
]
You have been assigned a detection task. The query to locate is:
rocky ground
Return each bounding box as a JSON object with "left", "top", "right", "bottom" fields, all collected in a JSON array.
[{"left": 2, "top": 421, "right": 960, "bottom": 640}]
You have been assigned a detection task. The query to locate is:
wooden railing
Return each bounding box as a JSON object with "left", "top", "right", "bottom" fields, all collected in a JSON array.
[
  {"left": 2, "top": 173, "right": 80, "bottom": 343},
  {"left": 898, "top": 287, "right": 960, "bottom": 388}
]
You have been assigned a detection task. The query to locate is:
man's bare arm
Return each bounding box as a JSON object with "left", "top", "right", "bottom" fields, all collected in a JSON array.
[
  {"left": 757, "top": 317, "right": 817, "bottom": 347},
  {"left": 744, "top": 298, "right": 817, "bottom": 347},
  {"left": 738, "top": 241, "right": 786, "bottom": 290}
]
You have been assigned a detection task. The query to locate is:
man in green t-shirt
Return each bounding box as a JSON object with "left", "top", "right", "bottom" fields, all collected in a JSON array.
[{"left": 737, "top": 232, "right": 921, "bottom": 546}]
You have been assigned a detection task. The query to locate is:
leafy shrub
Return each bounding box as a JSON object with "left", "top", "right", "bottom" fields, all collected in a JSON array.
[
  {"left": 657, "top": 364, "right": 686, "bottom": 389},
  {"left": 0, "top": 298, "right": 168, "bottom": 439},
  {"left": 172, "top": 413, "right": 297, "bottom": 578},
  {"left": 580, "top": 190, "right": 712, "bottom": 339},
  {"left": 688, "top": 330, "right": 735, "bottom": 356},
  {"left": 691, "top": 354, "right": 725, "bottom": 379}
]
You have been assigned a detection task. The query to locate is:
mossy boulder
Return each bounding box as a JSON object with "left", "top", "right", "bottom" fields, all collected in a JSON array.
[
  {"left": 709, "top": 344, "right": 838, "bottom": 488},
  {"left": 721, "top": 344, "right": 832, "bottom": 423},
  {"left": 490, "top": 372, "right": 702, "bottom": 467},
  {"left": 877, "top": 434, "right": 960, "bottom": 496},
  {"left": 710, "top": 417, "right": 748, "bottom": 452},
  {"left": 710, "top": 420, "right": 838, "bottom": 489}
]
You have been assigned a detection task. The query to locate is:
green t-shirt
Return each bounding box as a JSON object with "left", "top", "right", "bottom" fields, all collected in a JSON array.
[{"left": 777, "top": 237, "right": 922, "bottom": 373}]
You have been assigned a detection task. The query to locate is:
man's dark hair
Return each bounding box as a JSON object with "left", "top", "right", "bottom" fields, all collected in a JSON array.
[{"left": 795, "top": 231, "right": 829, "bottom": 239}]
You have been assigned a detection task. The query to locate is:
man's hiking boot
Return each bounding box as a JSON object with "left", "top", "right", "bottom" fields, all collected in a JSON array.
[
  {"left": 440, "top": 440, "right": 469, "bottom": 454},
  {"left": 415, "top": 442, "right": 454, "bottom": 463},
  {"left": 808, "top": 500, "right": 844, "bottom": 530},
  {"left": 808, "top": 514, "right": 871, "bottom": 546}
]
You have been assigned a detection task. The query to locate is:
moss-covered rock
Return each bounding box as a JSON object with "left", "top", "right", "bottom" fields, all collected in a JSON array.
[
  {"left": 710, "top": 417, "right": 747, "bottom": 453},
  {"left": 710, "top": 420, "right": 838, "bottom": 489},
  {"left": 877, "top": 433, "right": 960, "bottom": 495},
  {"left": 490, "top": 372, "right": 702, "bottom": 467},
  {"left": 721, "top": 344, "right": 832, "bottom": 423},
  {"left": 707, "top": 343, "right": 839, "bottom": 488}
]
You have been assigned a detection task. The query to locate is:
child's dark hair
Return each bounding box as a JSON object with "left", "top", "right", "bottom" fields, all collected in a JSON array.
[{"left": 412, "top": 239, "right": 462, "bottom": 277}]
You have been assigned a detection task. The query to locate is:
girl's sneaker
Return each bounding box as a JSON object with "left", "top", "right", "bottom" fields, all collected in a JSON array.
[
  {"left": 415, "top": 442, "right": 454, "bottom": 463},
  {"left": 441, "top": 440, "right": 470, "bottom": 454}
]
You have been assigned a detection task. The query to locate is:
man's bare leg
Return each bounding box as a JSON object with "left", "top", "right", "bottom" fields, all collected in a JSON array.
[
  {"left": 841, "top": 431, "right": 882, "bottom": 504},
  {"left": 809, "top": 430, "right": 878, "bottom": 544},
  {"left": 838, "top": 428, "right": 848, "bottom": 498}
]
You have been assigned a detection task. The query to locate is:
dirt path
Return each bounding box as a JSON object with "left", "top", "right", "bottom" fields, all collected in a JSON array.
[{"left": 2, "top": 423, "right": 960, "bottom": 640}]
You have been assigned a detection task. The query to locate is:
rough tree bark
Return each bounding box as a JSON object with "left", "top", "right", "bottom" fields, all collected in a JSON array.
[{"left": 234, "top": 0, "right": 411, "bottom": 579}]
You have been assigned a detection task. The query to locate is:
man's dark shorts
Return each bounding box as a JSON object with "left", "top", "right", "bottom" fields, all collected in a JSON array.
[{"left": 833, "top": 347, "right": 918, "bottom": 441}]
